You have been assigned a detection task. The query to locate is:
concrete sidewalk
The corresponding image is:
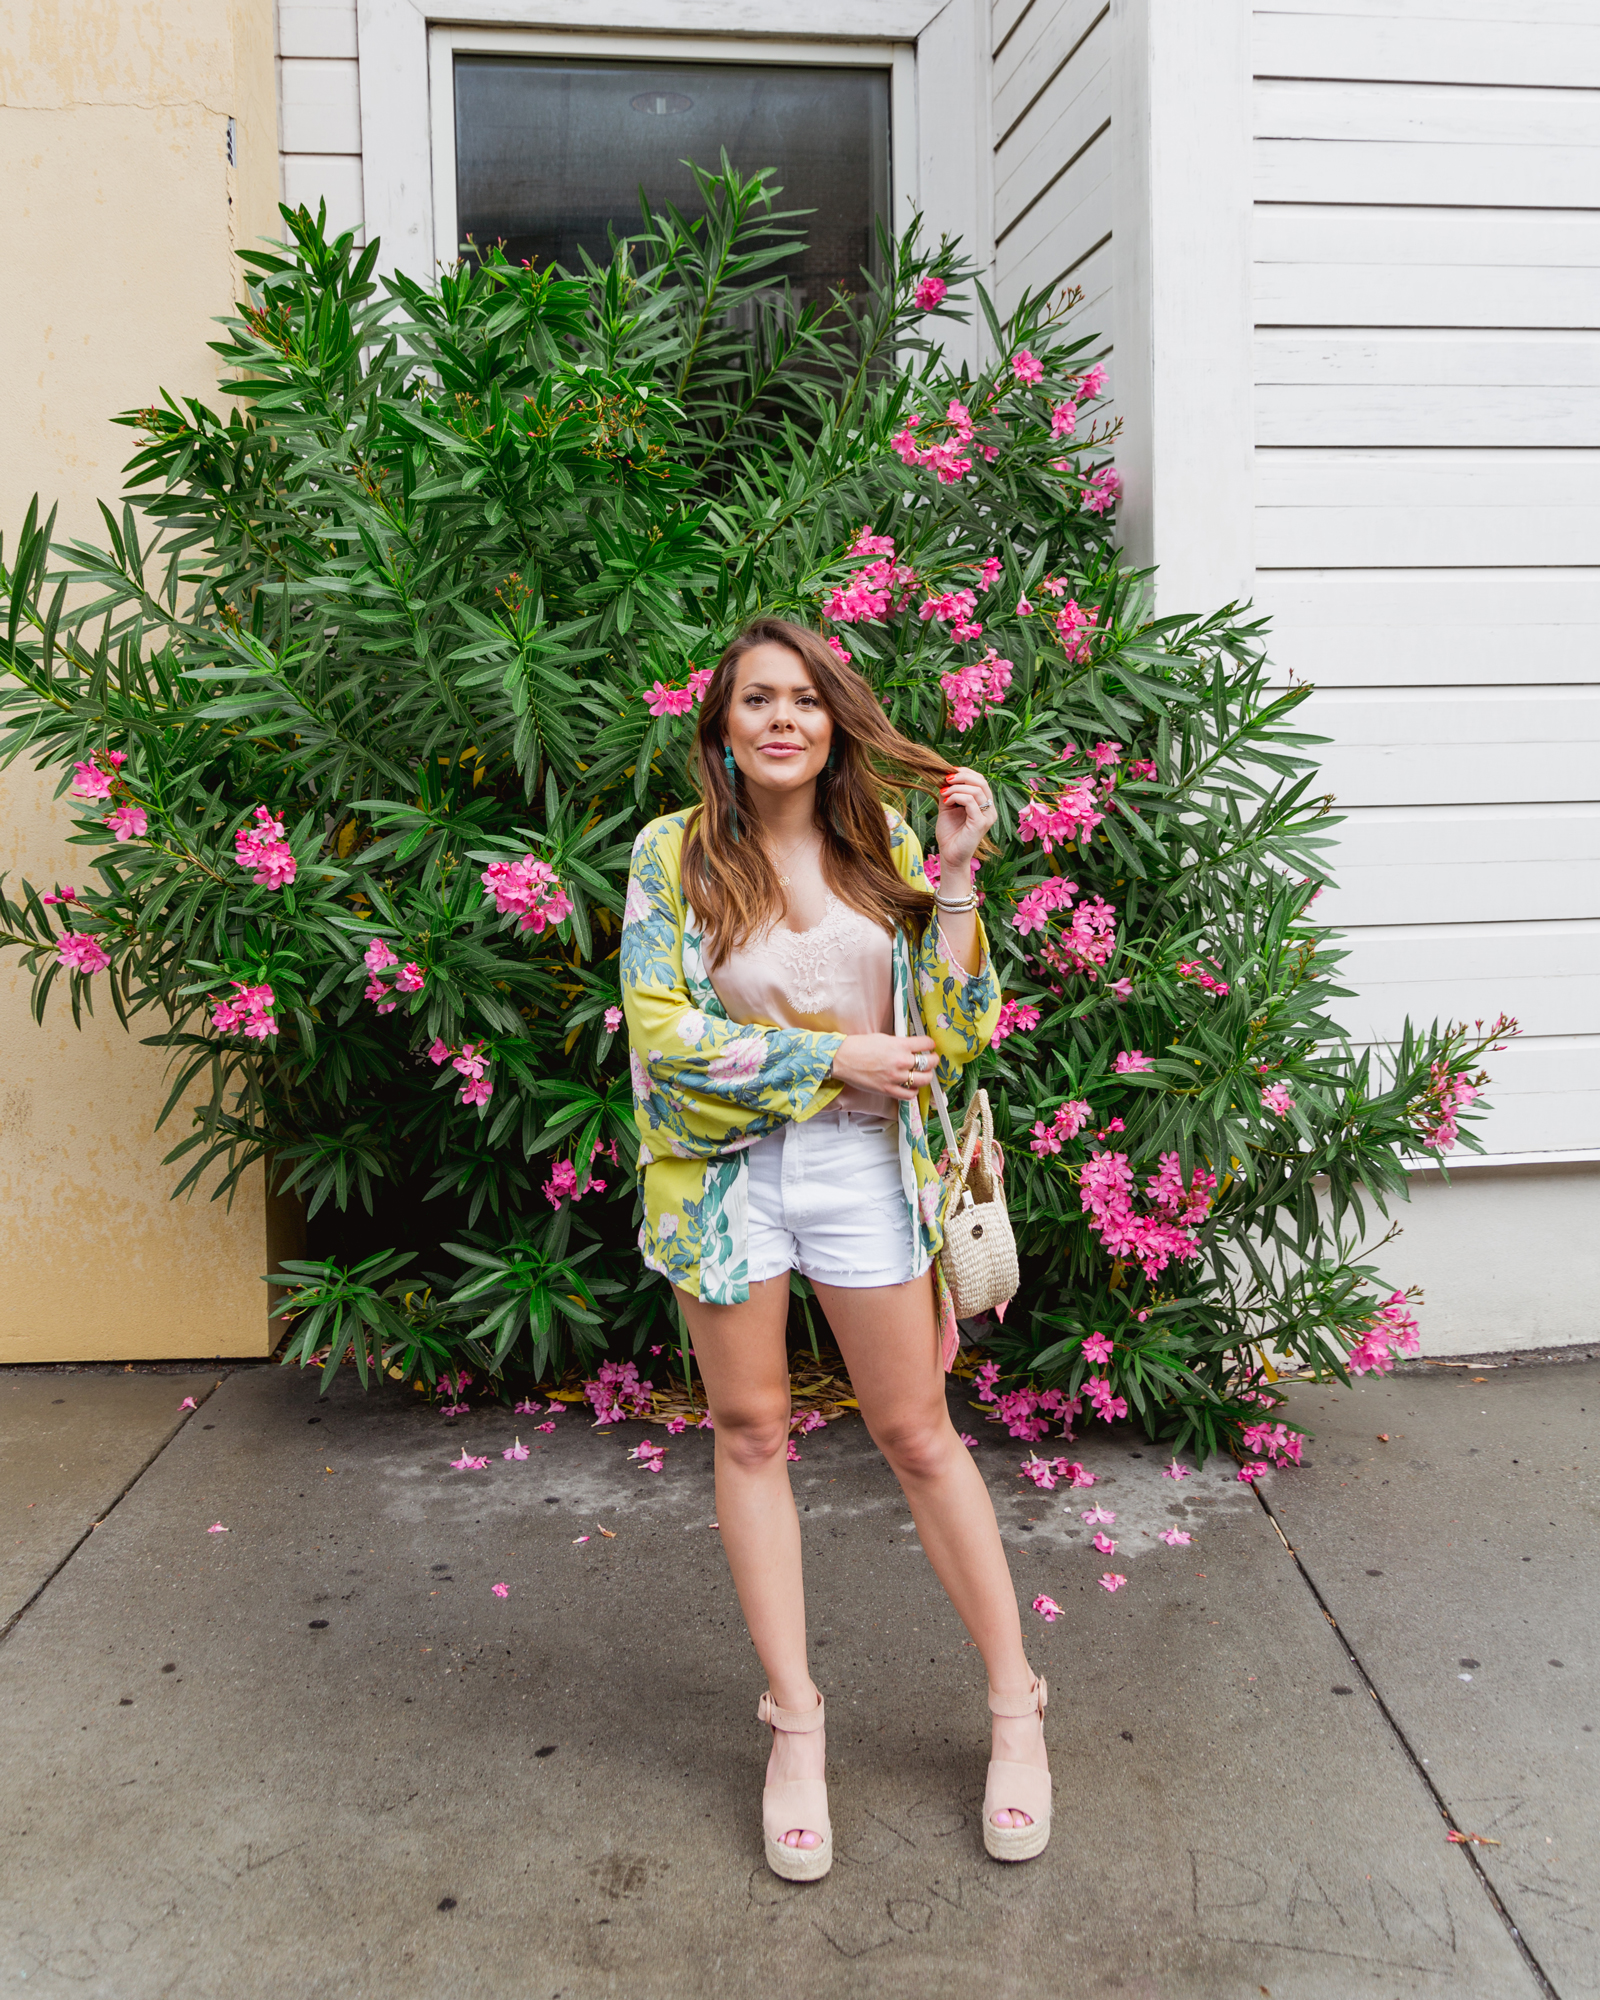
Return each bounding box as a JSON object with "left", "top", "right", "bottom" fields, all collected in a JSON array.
[{"left": 0, "top": 1354, "right": 1592, "bottom": 1999}]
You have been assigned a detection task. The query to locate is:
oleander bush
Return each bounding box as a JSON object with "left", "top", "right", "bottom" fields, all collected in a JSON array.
[{"left": 0, "top": 172, "right": 1509, "bottom": 1459}]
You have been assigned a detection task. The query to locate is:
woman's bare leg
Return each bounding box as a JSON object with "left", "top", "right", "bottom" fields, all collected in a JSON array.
[
  {"left": 675, "top": 1276, "right": 824, "bottom": 1848},
  {"left": 814, "top": 1270, "right": 1048, "bottom": 1828}
]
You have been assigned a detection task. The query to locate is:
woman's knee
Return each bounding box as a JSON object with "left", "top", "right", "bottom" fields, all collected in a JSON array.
[
  {"left": 870, "top": 1409, "right": 956, "bottom": 1483},
  {"left": 713, "top": 1406, "right": 792, "bottom": 1471}
]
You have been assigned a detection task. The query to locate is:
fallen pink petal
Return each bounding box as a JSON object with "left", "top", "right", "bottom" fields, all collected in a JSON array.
[
  {"left": 786, "top": 1440, "right": 801, "bottom": 1462},
  {"left": 207, "top": 1522, "right": 228, "bottom": 1534},
  {"left": 1082, "top": 1504, "right": 1115, "bottom": 1525},
  {"left": 1092, "top": 1531, "right": 1117, "bottom": 1554},
  {"left": 1099, "top": 1572, "right": 1128, "bottom": 1592},
  {"left": 1161, "top": 1460, "right": 1191, "bottom": 1480},
  {"left": 451, "top": 1449, "right": 489, "bottom": 1470},
  {"left": 503, "top": 1437, "right": 529, "bottom": 1461},
  {"left": 491, "top": 1582, "right": 509, "bottom": 1598},
  {"left": 534, "top": 1421, "right": 556, "bottom": 1433},
  {"left": 665, "top": 1416, "right": 688, "bottom": 1435},
  {"left": 573, "top": 1535, "right": 589, "bottom": 1544},
  {"left": 179, "top": 1396, "right": 197, "bottom": 1411},
  {"left": 1159, "top": 1527, "right": 1193, "bottom": 1546},
  {"left": 513, "top": 1398, "right": 542, "bottom": 1415},
  {"left": 958, "top": 1432, "right": 978, "bottom": 1448},
  {"left": 1032, "top": 1594, "right": 1063, "bottom": 1623}
]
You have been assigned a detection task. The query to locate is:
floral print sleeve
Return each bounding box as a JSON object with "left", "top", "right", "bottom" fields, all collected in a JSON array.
[{"left": 888, "top": 814, "right": 1002, "bottom": 1074}]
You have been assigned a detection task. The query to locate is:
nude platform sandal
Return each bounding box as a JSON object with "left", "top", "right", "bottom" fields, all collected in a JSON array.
[
  {"left": 983, "top": 1676, "right": 1051, "bottom": 1862},
  {"left": 757, "top": 1690, "right": 833, "bottom": 1882}
]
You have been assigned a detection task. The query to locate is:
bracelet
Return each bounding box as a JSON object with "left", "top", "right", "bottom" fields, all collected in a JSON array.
[{"left": 935, "top": 893, "right": 977, "bottom": 912}]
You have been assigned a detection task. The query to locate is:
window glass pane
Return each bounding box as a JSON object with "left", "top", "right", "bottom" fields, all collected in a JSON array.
[{"left": 454, "top": 57, "right": 890, "bottom": 309}]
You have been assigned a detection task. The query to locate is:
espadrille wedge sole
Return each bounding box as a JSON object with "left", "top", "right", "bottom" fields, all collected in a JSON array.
[
  {"left": 982, "top": 1676, "right": 1051, "bottom": 1862},
  {"left": 758, "top": 1689, "right": 833, "bottom": 1882}
]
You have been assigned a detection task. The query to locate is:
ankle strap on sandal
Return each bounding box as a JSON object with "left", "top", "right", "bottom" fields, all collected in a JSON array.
[
  {"left": 758, "top": 1690, "right": 826, "bottom": 1733},
  {"left": 988, "top": 1676, "right": 1047, "bottom": 1719}
]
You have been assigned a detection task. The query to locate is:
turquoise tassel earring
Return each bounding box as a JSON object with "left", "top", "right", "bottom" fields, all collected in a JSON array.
[{"left": 723, "top": 744, "right": 739, "bottom": 842}]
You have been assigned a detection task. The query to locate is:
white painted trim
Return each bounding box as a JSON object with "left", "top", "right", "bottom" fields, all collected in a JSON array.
[
  {"left": 1112, "top": 0, "right": 1254, "bottom": 608},
  {"left": 426, "top": 22, "right": 917, "bottom": 278},
  {"left": 359, "top": 0, "right": 966, "bottom": 296},
  {"left": 1410, "top": 1149, "right": 1600, "bottom": 1174}
]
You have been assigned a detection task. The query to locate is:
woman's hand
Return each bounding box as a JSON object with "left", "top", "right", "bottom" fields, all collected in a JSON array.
[
  {"left": 936, "top": 766, "right": 999, "bottom": 876},
  {"left": 832, "top": 1032, "right": 939, "bottom": 1101}
]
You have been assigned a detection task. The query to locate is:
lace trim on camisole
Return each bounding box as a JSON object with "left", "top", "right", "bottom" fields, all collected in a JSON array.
[{"left": 758, "top": 892, "right": 877, "bottom": 1016}]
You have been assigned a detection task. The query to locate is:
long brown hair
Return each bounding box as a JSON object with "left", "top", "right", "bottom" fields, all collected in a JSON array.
[{"left": 683, "top": 618, "right": 952, "bottom": 966}]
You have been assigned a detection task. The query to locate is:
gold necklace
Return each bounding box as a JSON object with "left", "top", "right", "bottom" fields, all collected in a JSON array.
[{"left": 768, "top": 832, "right": 819, "bottom": 889}]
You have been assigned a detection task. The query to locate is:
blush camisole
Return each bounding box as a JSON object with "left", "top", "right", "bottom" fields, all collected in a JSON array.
[{"left": 708, "top": 891, "right": 896, "bottom": 1121}]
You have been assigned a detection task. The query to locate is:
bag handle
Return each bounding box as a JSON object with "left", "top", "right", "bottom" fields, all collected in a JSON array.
[{"left": 928, "top": 1071, "right": 968, "bottom": 1198}]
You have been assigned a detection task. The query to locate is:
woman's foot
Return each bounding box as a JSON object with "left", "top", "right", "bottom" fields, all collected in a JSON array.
[
  {"left": 766, "top": 1695, "right": 827, "bottom": 1848},
  {"left": 989, "top": 1700, "right": 1049, "bottom": 1829},
  {"left": 759, "top": 1688, "right": 833, "bottom": 1880},
  {"left": 983, "top": 1676, "right": 1051, "bottom": 1861}
]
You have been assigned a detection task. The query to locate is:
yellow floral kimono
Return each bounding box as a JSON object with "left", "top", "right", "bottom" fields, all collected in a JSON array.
[{"left": 621, "top": 807, "right": 1001, "bottom": 1343}]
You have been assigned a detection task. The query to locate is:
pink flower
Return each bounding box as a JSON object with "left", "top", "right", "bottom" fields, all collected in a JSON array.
[
  {"left": 451, "top": 1448, "right": 489, "bottom": 1470},
  {"left": 1236, "top": 1462, "right": 1268, "bottom": 1483},
  {"left": 1032, "top": 1594, "right": 1063, "bottom": 1623},
  {"left": 1021, "top": 1456, "right": 1059, "bottom": 1490},
  {"left": 1113, "top": 1050, "right": 1154, "bottom": 1074},
  {"left": 1159, "top": 1527, "right": 1193, "bottom": 1548},
  {"left": 1077, "top": 364, "right": 1108, "bottom": 400},
  {"left": 1092, "top": 1531, "right": 1117, "bottom": 1555},
  {"left": 794, "top": 1411, "right": 828, "bottom": 1435},
  {"left": 395, "top": 962, "right": 425, "bottom": 994},
  {"left": 786, "top": 1440, "right": 801, "bottom": 1462},
  {"left": 584, "top": 1360, "right": 653, "bottom": 1426},
  {"left": 1053, "top": 598, "right": 1099, "bottom": 663},
  {"left": 503, "top": 1437, "right": 530, "bottom": 1461},
  {"left": 535, "top": 1421, "right": 556, "bottom": 1433},
  {"left": 630, "top": 1442, "right": 667, "bottom": 1473},
  {"left": 1016, "top": 778, "right": 1103, "bottom": 857},
  {"left": 1127, "top": 758, "right": 1158, "bottom": 782},
  {"left": 991, "top": 999, "right": 1041, "bottom": 1049},
  {"left": 57, "top": 932, "right": 110, "bottom": 975},
  {"left": 72, "top": 760, "right": 113, "bottom": 801},
  {"left": 959, "top": 1433, "right": 978, "bottom": 1448},
  {"left": 1347, "top": 1289, "right": 1422, "bottom": 1374},
  {"left": 1083, "top": 466, "right": 1122, "bottom": 515},
  {"left": 1080, "top": 1150, "right": 1216, "bottom": 1281},
  {"left": 1099, "top": 1572, "right": 1128, "bottom": 1593},
  {"left": 105, "top": 804, "right": 148, "bottom": 840},
  {"left": 686, "top": 668, "right": 714, "bottom": 704},
  {"left": 179, "top": 1397, "right": 197, "bottom": 1411},
  {"left": 825, "top": 634, "right": 852, "bottom": 663},
  {"left": 603, "top": 1006, "right": 623, "bottom": 1034},
  {"left": 1161, "top": 1460, "right": 1190, "bottom": 1480},
  {"left": 481, "top": 855, "right": 572, "bottom": 934},
  {"left": 543, "top": 1159, "right": 580, "bottom": 1209},
  {"left": 1049, "top": 401, "right": 1077, "bottom": 440},
  {"left": 1109, "top": 977, "right": 1133, "bottom": 1002},
  {"left": 940, "top": 647, "right": 1012, "bottom": 732},
  {"left": 363, "top": 937, "right": 398, "bottom": 974},
  {"left": 644, "top": 680, "right": 694, "bottom": 718},
  {"left": 1081, "top": 1331, "right": 1114, "bottom": 1367},
  {"left": 234, "top": 805, "right": 297, "bottom": 890},
  {"left": 491, "top": 1582, "right": 509, "bottom": 1597},
  {"left": 459, "top": 1076, "right": 493, "bottom": 1109},
  {"left": 1059, "top": 1462, "right": 1095, "bottom": 1487},
  {"left": 1241, "top": 1420, "right": 1304, "bottom": 1468},
  {"left": 1011, "top": 350, "right": 1044, "bottom": 385},
  {"left": 1260, "top": 1082, "right": 1295, "bottom": 1117},
  {"left": 428, "top": 1038, "right": 451, "bottom": 1065},
  {"left": 207, "top": 1522, "right": 228, "bottom": 1534},
  {"left": 42, "top": 886, "right": 76, "bottom": 905},
  {"left": 514, "top": 1398, "right": 542, "bottom": 1414},
  {"left": 977, "top": 556, "right": 1002, "bottom": 591},
  {"left": 438, "top": 1401, "right": 469, "bottom": 1417},
  {"left": 1085, "top": 1376, "right": 1129, "bottom": 1423},
  {"left": 665, "top": 1416, "right": 688, "bottom": 1435},
  {"left": 1082, "top": 1504, "right": 1115, "bottom": 1526},
  {"left": 914, "top": 274, "right": 947, "bottom": 310},
  {"left": 1089, "top": 741, "right": 1122, "bottom": 768}
]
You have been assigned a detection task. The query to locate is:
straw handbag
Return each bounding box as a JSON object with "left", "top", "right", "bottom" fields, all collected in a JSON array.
[{"left": 928, "top": 1079, "right": 1019, "bottom": 1319}]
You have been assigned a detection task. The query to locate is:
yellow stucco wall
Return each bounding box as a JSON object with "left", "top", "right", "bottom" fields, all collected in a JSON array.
[{"left": 0, "top": 1, "right": 289, "bottom": 1362}]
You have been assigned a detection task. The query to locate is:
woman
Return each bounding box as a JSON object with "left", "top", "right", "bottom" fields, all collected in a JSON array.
[{"left": 620, "top": 618, "right": 1050, "bottom": 1880}]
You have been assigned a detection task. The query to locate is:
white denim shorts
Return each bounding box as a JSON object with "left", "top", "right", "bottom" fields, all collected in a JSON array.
[{"left": 744, "top": 1108, "right": 917, "bottom": 1289}]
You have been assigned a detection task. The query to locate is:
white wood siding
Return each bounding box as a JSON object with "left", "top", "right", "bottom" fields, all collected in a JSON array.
[
  {"left": 278, "top": 0, "right": 365, "bottom": 240},
  {"left": 992, "top": 0, "right": 1114, "bottom": 366},
  {"left": 1252, "top": 1, "right": 1600, "bottom": 1160}
]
